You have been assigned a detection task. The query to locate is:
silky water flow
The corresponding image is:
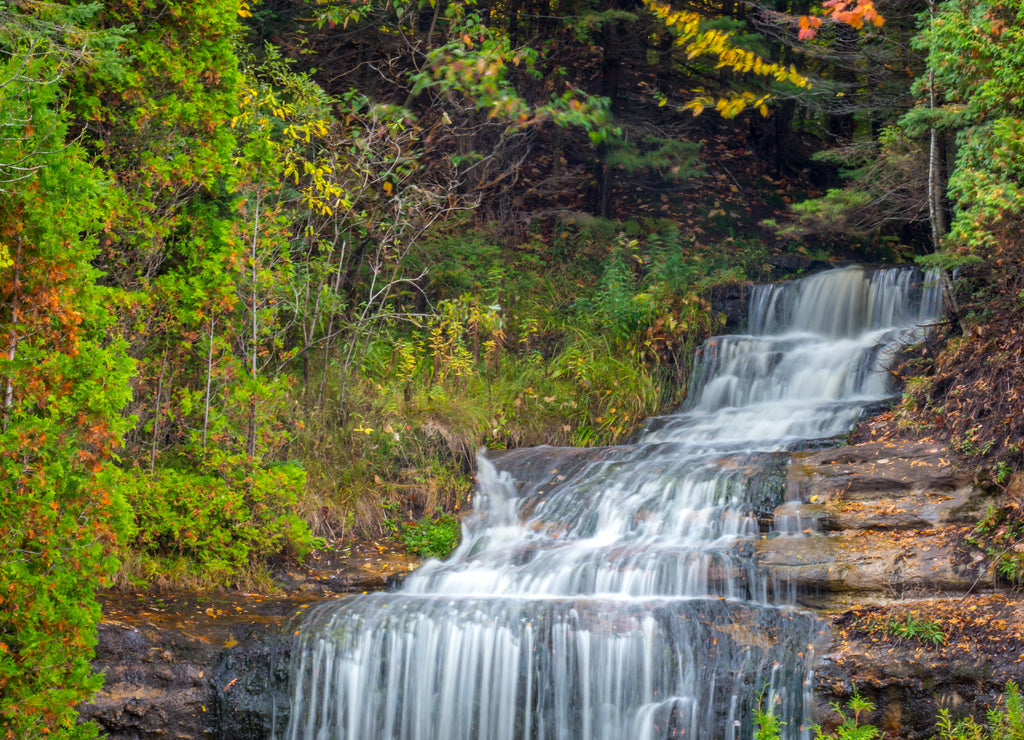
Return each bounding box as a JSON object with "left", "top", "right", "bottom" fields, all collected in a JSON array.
[{"left": 281, "top": 266, "right": 942, "bottom": 740}]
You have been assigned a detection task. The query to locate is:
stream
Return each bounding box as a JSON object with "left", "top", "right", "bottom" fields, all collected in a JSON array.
[{"left": 280, "top": 266, "right": 941, "bottom": 740}]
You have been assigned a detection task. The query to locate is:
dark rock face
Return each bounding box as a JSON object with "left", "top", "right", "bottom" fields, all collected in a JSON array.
[
  {"left": 81, "top": 622, "right": 221, "bottom": 739},
  {"left": 83, "top": 618, "right": 292, "bottom": 740},
  {"left": 214, "top": 627, "right": 292, "bottom": 740},
  {"left": 705, "top": 282, "right": 749, "bottom": 333}
]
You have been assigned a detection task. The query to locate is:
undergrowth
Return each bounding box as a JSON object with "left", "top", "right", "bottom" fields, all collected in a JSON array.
[
  {"left": 969, "top": 504, "right": 1024, "bottom": 586},
  {"left": 755, "top": 684, "right": 1024, "bottom": 740},
  {"left": 934, "top": 681, "right": 1024, "bottom": 740},
  {"left": 876, "top": 613, "right": 946, "bottom": 646},
  {"left": 289, "top": 218, "right": 755, "bottom": 543}
]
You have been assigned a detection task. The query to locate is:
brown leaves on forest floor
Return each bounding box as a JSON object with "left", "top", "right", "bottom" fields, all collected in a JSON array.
[{"left": 830, "top": 592, "right": 1024, "bottom": 667}]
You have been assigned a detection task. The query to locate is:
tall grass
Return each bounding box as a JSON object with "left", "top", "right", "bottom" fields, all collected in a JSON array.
[{"left": 288, "top": 219, "right": 745, "bottom": 541}]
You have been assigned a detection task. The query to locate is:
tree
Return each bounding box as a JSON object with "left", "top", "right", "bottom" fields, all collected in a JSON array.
[
  {"left": 0, "top": 3, "right": 133, "bottom": 735},
  {"left": 905, "top": 0, "right": 1024, "bottom": 261}
]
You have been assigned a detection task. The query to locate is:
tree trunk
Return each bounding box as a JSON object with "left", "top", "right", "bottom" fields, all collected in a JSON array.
[
  {"left": 201, "top": 320, "right": 215, "bottom": 451},
  {"left": 925, "top": 0, "right": 962, "bottom": 332},
  {"left": 152, "top": 350, "right": 168, "bottom": 471},
  {"left": 3, "top": 236, "right": 22, "bottom": 433}
]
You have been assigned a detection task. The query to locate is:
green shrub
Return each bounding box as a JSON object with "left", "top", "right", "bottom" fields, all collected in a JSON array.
[
  {"left": 122, "top": 454, "right": 316, "bottom": 587},
  {"left": 402, "top": 513, "right": 461, "bottom": 559}
]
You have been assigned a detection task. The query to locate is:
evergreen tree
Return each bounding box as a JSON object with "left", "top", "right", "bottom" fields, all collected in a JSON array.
[{"left": 0, "top": 4, "right": 133, "bottom": 735}]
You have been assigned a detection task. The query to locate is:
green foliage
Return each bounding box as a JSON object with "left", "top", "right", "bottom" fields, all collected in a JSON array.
[
  {"left": 880, "top": 613, "right": 946, "bottom": 646},
  {"left": 934, "top": 681, "right": 1024, "bottom": 740},
  {"left": 643, "top": 0, "right": 810, "bottom": 118},
  {"left": 402, "top": 513, "right": 462, "bottom": 559},
  {"left": 0, "top": 3, "right": 135, "bottom": 734},
  {"left": 122, "top": 456, "right": 315, "bottom": 587},
  {"left": 787, "top": 189, "right": 872, "bottom": 233},
  {"left": 592, "top": 251, "right": 658, "bottom": 342},
  {"left": 62, "top": 2, "right": 333, "bottom": 587},
  {"left": 814, "top": 690, "right": 881, "bottom": 740},
  {"left": 908, "top": 0, "right": 1024, "bottom": 257},
  {"left": 604, "top": 135, "right": 702, "bottom": 182}
]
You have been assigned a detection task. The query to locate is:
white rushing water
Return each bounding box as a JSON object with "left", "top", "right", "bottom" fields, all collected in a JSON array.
[{"left": 283, "top": 266, "right": 941, "bottom": 740}]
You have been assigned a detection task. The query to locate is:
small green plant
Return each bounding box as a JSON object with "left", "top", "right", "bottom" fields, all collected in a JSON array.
[
  {"left": 969, "top": 504, "right": 1024, "bottom": 586},
  {"left": 754, "top": 691, "right": 785, "bottom": 740},
  {"left": 995, "top": 461, "right": 1014, "bottom": 486},
  {"left": 402, "top": 512, "right": 461, "bottom": 559},
  {"left": 814, "top": 690, "right": 880, "bottom": 740},
  {"left": 881, "top": 613, "right": 946, "bottom": 646},
  {"left": 934, "top": 680, "right": 1024, "bottom": 740}
]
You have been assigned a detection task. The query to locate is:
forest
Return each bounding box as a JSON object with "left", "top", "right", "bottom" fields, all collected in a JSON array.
[{"left": 1, "top": 0, "right": 1023, "bottom": 735}]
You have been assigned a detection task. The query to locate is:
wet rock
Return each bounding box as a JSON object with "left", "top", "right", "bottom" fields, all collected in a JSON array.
[
  {"left": 486, "top": 444, "right": 624, "bottom": 490},
  {"left": 81, "top": 622, "right": 220, "bottom": 739},
  {"left": 214, "top": 626, "right": 292, "bottom": 740},
  {"left": 814, "top": 594, "right": 1024, "bottom": 740}
]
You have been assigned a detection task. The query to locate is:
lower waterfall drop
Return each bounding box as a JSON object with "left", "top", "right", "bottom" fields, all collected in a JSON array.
[{"left": 282, "top": 266, "right": 941, "bottom": 740}]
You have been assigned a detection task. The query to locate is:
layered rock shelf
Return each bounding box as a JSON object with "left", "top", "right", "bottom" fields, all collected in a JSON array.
[
  {"left": 770, "top": 440, "right": 1021, "bottom": 739},
  {"left": 760, "top": 441, "right": 990, "bottom": 603}
]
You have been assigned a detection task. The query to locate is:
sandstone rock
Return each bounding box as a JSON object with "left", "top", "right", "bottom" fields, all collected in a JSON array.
[{"left": 759, "top": 441, "right": 992, "bottom": 602}]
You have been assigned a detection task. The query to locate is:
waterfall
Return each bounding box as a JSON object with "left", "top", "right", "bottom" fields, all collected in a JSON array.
[{"left": 282, "top": 266, "right": 941, "bottom": 740}]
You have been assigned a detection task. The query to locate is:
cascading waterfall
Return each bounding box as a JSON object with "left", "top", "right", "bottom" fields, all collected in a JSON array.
[{"left": 283, "top": 266, "right": 941, "bottom": 740}]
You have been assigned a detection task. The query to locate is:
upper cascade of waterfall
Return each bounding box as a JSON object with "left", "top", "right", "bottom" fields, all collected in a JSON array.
[
  {"left": 747, "top": 265, "right": 941, "bottom": 338},
  {"left": 282, "top": 265, "right": 942, "bottom": 740},
  {"left": 640, "top": 266, "right": 941, "bottom": 447}
]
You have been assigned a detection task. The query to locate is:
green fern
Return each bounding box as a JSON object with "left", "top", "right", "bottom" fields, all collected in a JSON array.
[{"left": 814, "top": 689, "right": 880, "bottom": 740}]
